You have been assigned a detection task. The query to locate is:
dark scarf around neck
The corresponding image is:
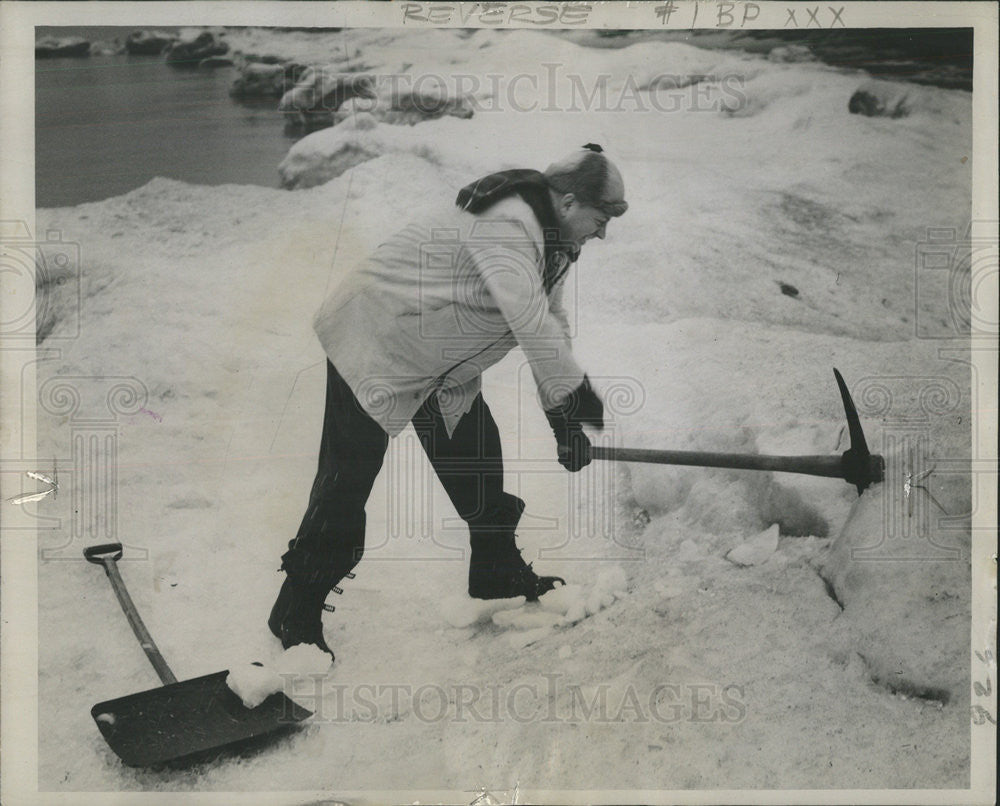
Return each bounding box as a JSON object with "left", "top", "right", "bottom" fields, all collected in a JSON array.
[{"left": 455, "top": 169, "right": 579, "bottom": 294}]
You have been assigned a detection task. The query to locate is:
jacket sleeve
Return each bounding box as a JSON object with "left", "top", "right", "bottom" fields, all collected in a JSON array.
[
  {"left": 466, "top": 221, "right": 584, "bottom": 409},
  {"left": 547, "top": 274, "right": 572, "bottom": 342}
]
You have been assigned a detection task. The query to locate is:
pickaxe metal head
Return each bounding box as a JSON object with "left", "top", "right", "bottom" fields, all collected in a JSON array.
[{"left": 833, "top": 368, "right": 885, "bottom": 495}]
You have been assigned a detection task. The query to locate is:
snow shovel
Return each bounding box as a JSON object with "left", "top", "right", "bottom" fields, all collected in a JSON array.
[
  {"left": 591, "top": 368, "right": 884, "bottom": 495},
  {"left": 85, "top": 542, "right": 312, "bottom": 768}
]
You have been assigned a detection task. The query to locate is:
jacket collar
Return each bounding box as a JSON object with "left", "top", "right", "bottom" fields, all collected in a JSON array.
[{"left": 456, "top": 169, "right": 579, "bottom": 292}]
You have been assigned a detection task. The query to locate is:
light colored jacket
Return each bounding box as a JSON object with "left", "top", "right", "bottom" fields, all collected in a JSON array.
[{"left": 313, "top": 195, "right": 584, "bottom": 437}]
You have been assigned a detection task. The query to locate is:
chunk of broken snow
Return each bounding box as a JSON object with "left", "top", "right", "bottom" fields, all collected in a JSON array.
[
  {"left": 558, "top": 645, "right": 573, "bottom": 659},
  {"left": 536, "top": 583, "right": 586, "bottom": 615},
  {"left": 725, "top": 523, "right": 780, "bottom": 567},
  {"left": 536, "top": 567, "right": 627, "bottom": 622},
  {"left": 586, "top": 588, "right": 616, "bottom": 616},
  {"left": 275, "top": 643, "right": 333, "bottom": 677},
  {"left": 226, "top": 663, "right": 282, "bottom": 709},
  {"left": 440, "top": 594, "right": 525, "bottom": 627}
]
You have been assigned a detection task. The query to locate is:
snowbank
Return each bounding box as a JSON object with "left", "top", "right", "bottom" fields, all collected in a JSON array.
[
  {"left": 165, "top": 30, "right": 228, "bottom": 68},
  {"left": 278, "top": 69, "right": 475, "bottom": 133},
  {"left": 124, "top": 30, "right": 176, "bottom": 56},
  {"left": 35, "top": 36, "right": 90, "bottom": 58},
  {"left": 822, "top": 483, "right": 970, "bottom": 705},
  {"left": 278, "top": 113, "right": 444, "bottom": 189}
]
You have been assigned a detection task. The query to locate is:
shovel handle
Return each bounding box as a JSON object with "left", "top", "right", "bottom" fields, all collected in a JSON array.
[{"left": 84, "top": 543, "right": 178, "bottom": 686}]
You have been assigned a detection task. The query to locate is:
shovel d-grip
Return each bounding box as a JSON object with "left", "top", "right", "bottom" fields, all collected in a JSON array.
[{"left": 590, "top": 368, "right": 884, "bottom": 496}]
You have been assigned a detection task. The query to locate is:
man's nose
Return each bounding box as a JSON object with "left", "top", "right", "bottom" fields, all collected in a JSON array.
[{"left": 595, "top": 224, "right": 607, "bottom": 239}]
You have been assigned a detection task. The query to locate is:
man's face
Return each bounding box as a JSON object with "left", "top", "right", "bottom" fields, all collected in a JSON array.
[{"left": 555, "top": 195, "right": 612, "bottom": 248}]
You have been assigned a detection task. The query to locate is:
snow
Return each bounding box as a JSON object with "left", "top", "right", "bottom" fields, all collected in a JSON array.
[
  {"left": 29, "top": 25, "right": 979, "bottom": 795},
  {"left": 278, "top": 112, "right": 443, "bottom": 189},
  {"left": 492, "top": 608, "right": 564, "bottom": 630},
  {"left": 440, "top": 594, "right": 525, "bottom": 628},
  {"left": 274, "top": 643, "right": 334, "bottom": 677},
  {"left": 725, "top": 523, "right": 780, "bottom": 566},
  {"left": 226, "top": 662, "right": 282, "bottom": 709}
]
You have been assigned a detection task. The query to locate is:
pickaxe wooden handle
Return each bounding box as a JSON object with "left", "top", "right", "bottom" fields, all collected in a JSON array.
[{"left": 590, "top": 369, "right": 885, "bottom": 495}]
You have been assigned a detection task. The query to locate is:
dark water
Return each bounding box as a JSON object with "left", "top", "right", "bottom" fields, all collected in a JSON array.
[
  {"left": 576, "top": 28, "right": 974, "bottom": 90},
  {"left": 35, "top": 53, "right": 293, "bottom": 208}
]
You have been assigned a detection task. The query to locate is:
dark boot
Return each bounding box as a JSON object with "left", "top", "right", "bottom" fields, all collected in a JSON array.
[
  {"left": 267, "top": 575, "right": 294, "bottom": 640},
  {"left": 468, "top": 493, "right": 566, "bottom": 601},
  {"left": 267, "top": 575, "right": 335, "bottom": 659}
]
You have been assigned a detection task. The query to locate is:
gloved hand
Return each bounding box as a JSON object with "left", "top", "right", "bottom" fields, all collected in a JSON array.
[{"left": 543, "top": 376, "right": 604, "bottom": 472}]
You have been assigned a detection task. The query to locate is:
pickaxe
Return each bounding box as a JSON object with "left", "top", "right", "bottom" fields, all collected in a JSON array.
[{"left": 590, "top": 368, "right": 884, "bottom": 496}]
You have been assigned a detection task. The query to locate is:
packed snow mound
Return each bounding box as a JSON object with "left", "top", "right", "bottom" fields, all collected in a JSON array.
[
  {"left": 278, "top": 69, "right": 475, "bottom": 133},
  {"left": 230, "top": 61, "right": 307, "bottom": 100},
  {"left": 35, "top": 36, "right": 91, "bottom": 59},
  {"left": 278, "top": 114, "right": 443, "bottom": 189},
  {"left": 719, "top": 66, "right": 825, "bottom": 118},
  {"left": 277, "top": 68, "right": 375, "bottom": 124},
  {"left": 848, "top": 78, "right": 971, "bottom": 122},
  {"left": 124, "top": 29, "right": 176, "bottom": 56},
  {"left": 821, "top": 481, "right": 970, "bottom": 704},
  {"left": 580, "top": 318, "right": 972, "bottom": 543},
  {"left": 165, "top": 29, "right": 228, "bottom": 67},
  {"left": 220, "top": 27, "right": 769, "bottom": 97}
]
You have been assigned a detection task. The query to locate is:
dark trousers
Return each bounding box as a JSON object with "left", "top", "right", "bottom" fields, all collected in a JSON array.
[{"left": 280, "top": 361, "right": 511, "bottom": 585}]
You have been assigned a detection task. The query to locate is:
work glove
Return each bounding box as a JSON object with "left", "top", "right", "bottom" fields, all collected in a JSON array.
[{"left": 543, "top": 376, "right": 604, "bottom": 472}]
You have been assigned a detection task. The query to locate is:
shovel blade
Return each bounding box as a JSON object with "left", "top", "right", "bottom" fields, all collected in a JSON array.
[{"left": 91, "top": 670, "right": 312, "bottom": 768}]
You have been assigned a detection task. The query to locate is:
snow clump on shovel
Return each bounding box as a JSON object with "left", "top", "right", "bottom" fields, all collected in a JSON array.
[
  {"left": 226, "top": 662, "right": 282, "bottom": 709},
  {"left": 226, "top": 645, "right": 332, "bottom": 709}
]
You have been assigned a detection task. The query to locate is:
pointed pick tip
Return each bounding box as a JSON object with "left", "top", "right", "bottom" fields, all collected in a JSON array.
[
  {"left": 833, "top": 367, "right": 848, "bottom": 394},
  {"left": 832, "top": 367, "right": 869, "bottom": 450},
  {"left": 833, "top": 367, "right": 881, "bottom": 494}
]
